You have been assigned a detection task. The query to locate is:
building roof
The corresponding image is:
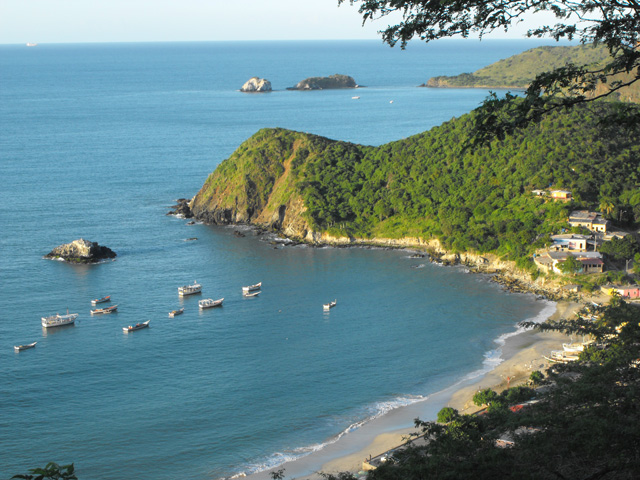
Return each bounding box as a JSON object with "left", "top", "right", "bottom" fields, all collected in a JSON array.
[{"left": 569, "top": 210, "right": 598, "bottom": 221}]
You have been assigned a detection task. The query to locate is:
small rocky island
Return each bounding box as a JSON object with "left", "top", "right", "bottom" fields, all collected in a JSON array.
[
  {"left": 287, "top": 74, "right": 358, "bottom": 90},
  {"left": 45, "top": 239, "right": 117, "bottom": 264},
  {"left": 240, "top": 77, "right": 272, "bottom": 92}
]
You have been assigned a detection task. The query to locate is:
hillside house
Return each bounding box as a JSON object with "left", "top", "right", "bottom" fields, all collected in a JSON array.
[
  {"left": 531, "top": 189, "right": 546, "bottom": 196},
  {"left": 601, "top": 285, "right": 640, "bottom": 299},
  {"left": 534, "top": 251, "right": 604, "bottom": 274},
  {"left": 550, "top": 190, "right": 573, "bottom": 201},
  {"left": 550, "top": 234, "right": 590, "bottom": 252},
  {"left": 568, "top": 210, "right": 610, "bottom": 233}
]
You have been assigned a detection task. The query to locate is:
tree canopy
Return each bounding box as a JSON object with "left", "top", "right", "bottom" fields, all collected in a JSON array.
[{"left": 341, "top": 1, "right": 640, "bottom": 139}]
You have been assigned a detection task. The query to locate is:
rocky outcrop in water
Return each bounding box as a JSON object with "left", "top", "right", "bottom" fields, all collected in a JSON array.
[
  {"left": 287, "top": 74, "right": 358, "bottom": 90},
  {"left": 45, "top": 239, "right": 116, "bottom": 264},
  {"left": 167, "top": 198, "right": 193, "bottom": 218},
  {"left": 240, "top": 77, "right": 272, "bottom": 92}
]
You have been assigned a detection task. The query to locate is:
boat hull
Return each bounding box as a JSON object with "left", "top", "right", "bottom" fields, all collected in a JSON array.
[
  {"left": 199, "top": 298, "right": 224, "bottom": 309},
  {"left": 41, "top": 314, "right": 78, "bottom": 328}
]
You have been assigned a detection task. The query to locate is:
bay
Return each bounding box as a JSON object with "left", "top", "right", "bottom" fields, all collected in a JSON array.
[{"left": 1, "top": 40, "right": 559, "bottom": 479}]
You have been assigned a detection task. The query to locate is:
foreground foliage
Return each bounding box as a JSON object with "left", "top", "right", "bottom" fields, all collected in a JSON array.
[{"left": 342, "top": 0, "right": 640, "bottom": 140}]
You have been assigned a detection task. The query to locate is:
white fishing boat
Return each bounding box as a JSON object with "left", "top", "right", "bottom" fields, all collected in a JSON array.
[
  {"left": 26, "top": 42, "right": 38, "bottom": 47},
  {"left": 545, "top": 350, "right": 580, "bottom": 363},
  {"left": 14, "top": 342, "right": 37, "bottom": 352},
  {"left": 199, "top": 298, "right": 224, "bottom": 309},
  {"left": 562, "top": 342, "right": 585, "bottom": 353},
  {"left": 41, "top": 312, "right": 78, "bottom": 328},
  {"left": 323, "top": 299, "right": 337, "bottom": 311},
  {"left": 91, "top": 305, "right": 118, "bottom": 315},
  {"left": 243, "top": 291, "right": 260, "bottom": 298},
  {"left": 91, "top": 295, "right": 111, "bottom": 305},
  {"left": 178, "top": 281, "right": 202, "bottom": 296},
  {"left": 352, "top": 96, "right": 360, "bottom": 99},
  {"left": 242, "top": 282, "right": 261, "bottom": 293},
  {"left": 169, "top": 308, "right": 184, "bottom": 317},
  {"left": 123, "top": 320, "right": 150, "bottom": 332}
]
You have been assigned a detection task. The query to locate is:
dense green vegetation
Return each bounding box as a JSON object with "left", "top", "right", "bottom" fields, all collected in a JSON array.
[
  {"left": 426, "top": 44, "right": 612, "bottom": 88},
  {"left": 195, "top": 101, "right": 640, "bottom": 265},
  {"left": 299, "top": 102, "right": 639, "bottom": 258}
]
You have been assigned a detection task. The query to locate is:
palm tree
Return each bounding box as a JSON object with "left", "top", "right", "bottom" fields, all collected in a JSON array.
[{"left": 599, "top": 200, "right": 615, "bottom": 217}]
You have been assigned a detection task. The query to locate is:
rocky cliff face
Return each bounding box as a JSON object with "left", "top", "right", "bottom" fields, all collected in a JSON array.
[
  {"left": 45, "top": 239, "right": 117, "bottom": 263},
  {"left": 189, "top": 129, "right": 314, "bottom": 237},
  {"left": 240, "top": 77, "right": 272, "bottom": 92}
]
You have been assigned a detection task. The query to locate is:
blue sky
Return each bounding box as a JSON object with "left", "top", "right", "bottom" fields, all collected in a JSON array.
[{"left": 1, "top": 0, "right": 557, "bottom": 44}]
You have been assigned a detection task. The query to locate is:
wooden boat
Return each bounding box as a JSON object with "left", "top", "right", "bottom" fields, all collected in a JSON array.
[
  {"left": 123, "top": 320, "right": 150, "bottom": 332},
  {"left": 42, "top": 312, "right": 78, "bottom": 328},
  {"left": 178, "top": 281, "right": 202, "bottom": 296},
  {"left": 14, "top": 342, "right": 37, "bottom": 352},
  {"left": 91, "top": 305, "right": 118, "bottom": 315},
  {"left": 544, "top": 350, "right": 580, "bottom": 363},
  {"left": 563, "top": 342, "right": 585, "bottom": 353},
  {"left": 169, "top": 307, "right": 184, "bottom": 317},
  {"left": 199, "top": 298, "right": 224, "bottom": 309},
  {"left": 243, "top": 291, "right": 260, "bottom": 298},
  {"left": 323, "top": 299, "right": 337, "bottom": 311},
  {"left": 242, "top": 282, "right": 262, "bottom": 293},
  {"left": 91, "top": 295, "right": 111, "bottom": 305}
]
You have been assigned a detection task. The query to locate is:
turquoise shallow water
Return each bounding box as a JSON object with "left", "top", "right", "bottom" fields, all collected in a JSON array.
[{"left": 1, "top": 40, "right": 559, "bottom": 479}]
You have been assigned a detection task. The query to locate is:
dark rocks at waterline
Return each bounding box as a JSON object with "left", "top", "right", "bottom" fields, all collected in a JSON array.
[
  {"left": 45, "top": 239, "right": 117, "bottom": 264},
  {"left": 167, "top": 198, "right": 193, "bottom": 218},
  {"left": 234, "top": 230, "right": 246, "bottom": 237}
]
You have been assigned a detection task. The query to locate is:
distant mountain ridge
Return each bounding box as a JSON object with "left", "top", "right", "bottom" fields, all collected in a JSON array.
[{"left": 423, "top": 44, "right": 640, "bottom": 102}]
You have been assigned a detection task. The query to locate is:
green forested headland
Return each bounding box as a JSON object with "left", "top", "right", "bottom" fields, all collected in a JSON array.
[
  {"left": 191, "top": 101, "right": 640, "bottom": 262},
  {"left": 424, "top": 44, "right": 640, "bottom": 103}
]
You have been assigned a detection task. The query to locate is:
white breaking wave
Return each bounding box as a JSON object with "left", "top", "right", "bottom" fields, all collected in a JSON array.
[
  {"left": 228, "top": 394, "right": 426, "bottom": 478},
  {"left": 462, "top": 299, "right": 557, "bottom": 382}
]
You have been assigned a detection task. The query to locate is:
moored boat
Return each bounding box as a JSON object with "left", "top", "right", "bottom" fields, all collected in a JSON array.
[
  {"left": 91, "top": 305, "right": 118, "bottom": 315},
  {"left": 179, "top": 281, "right": 202, "bottom": 296},
  {"left": 123, "top": 320, "right": 150, "bottom": 332},
  {"left": 41, "top": 312, "right": 78, "bottom": 328},
  {"left": 242, "top": 282, "right": 261, "bottom": 293},
  {"left": 545, "top": 350, "right": 580, "bottom": 363},
  {"left": 14, "top": 342, "right": 37, "bottom": 352},
  {"left": 243, "top": 291, "right": 260, "bottom": 298},
  {"left": 199, "top": 298, "right": 224, "bottom": 309},
  {"left": 169, "top": 308, "right": 184, "bottom": 317},
  {"left": 323, "top": 299, "right": 337, "bottom": 311},
  {"left": 91, "top": 295, "right": 111, "bottom": 305},
  {"left": 562, "top": 342, "right": 585, "bottom": 353}
]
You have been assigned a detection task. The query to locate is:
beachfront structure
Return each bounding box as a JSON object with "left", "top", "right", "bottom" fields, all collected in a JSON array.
[
  {"left": 550, "top": 234, "right": 590, "bottom": 252},
  {"left": 601, "top": 285, "right": 640, "bottom": 299},
  {"left": 534, "top": 251, "right": 604, "bottom": 274},
  {"left": 568, "top": 210, "right": 609, "bottom": 233},
  {"left": 550, "top": 190, "right": 573, "bottom": 201}
]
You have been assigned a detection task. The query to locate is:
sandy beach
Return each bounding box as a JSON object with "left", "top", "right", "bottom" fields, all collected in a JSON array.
[
  {"left": 309, "top": 298, "right": 594, "bottom": 478},
  {"left": 244, "top": 295, "right": 605, "bottom": 480}
]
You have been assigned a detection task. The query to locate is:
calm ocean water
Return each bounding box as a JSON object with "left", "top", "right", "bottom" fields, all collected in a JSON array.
[{"left": 1, "top": 40, "right": 559, "bottom": 479}]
